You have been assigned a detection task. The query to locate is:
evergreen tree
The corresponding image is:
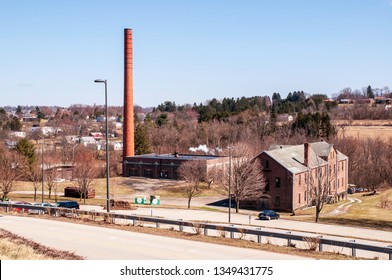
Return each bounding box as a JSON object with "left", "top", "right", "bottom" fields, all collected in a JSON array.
[
  {"left": 292, "top": 112, "right": 335, "bottom": 139},
  {"left": 15, "top": 139, "right": 36, "bottom": 168},
  {"left": 156, "top": 113, "right": 168, "bottom": 126},
  {"left": 134, "top": 123, "right": 151, "bottom": 155},
  {"left": 8, "top": 116, "right": 22, "bottom": 131},
  {"left": 367, "top": 85, "right": 374, "bottom": 99},
  {"left": 16, "top": 105, "right": 22, "bottom": 115},
  {"left": 272, "top": 92, "right": 282, "bottom": 102}
]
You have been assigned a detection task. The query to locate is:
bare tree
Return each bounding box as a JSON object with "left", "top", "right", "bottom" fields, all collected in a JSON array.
[
  {"left": 72, "top": 150, "right": 97, "bottom": 204},
  {"left": 177, "top": 160, "right": 206, "bottom": 209},
  {"left": 212, "top": 143, "right": 266, "bottom": 213},
  {"left": 231, "top": 149, "right": 266, "bottom": 212},
  {"left": 28, "top": 162, "right": 42, "bottom": 202},
  {"left": 309, "top": 159, "right": 333, "bottom": 223},
  {"left": 0, "top": 148, "right": 26, "bottom": 200},
  {"left": 45, "top": 166, "right": 57, "bottom": 199}
]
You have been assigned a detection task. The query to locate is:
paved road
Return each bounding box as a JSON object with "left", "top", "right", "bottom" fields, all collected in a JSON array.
[
  {"left": 0, "top": 215, "right": 311, "bottom": 260},
  {"left": 101, "top": 206, "right": 392, "bottom": 259},
  {"left": 110, "top": 206, "right": 392, "bottom": 243}
]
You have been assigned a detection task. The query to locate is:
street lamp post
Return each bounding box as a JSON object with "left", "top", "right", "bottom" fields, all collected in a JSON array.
[
  {"left": 227, "top": 146, "right": 235, "bottom": 223},
  {"left": 94, "top": 79, "right": 110, "bottom": 213},
  {"left": 41, "top": 136, "right": 44, "bottom": 203},
  {"left": 228, "top": 150, "right": 232, "bottom": 223}
]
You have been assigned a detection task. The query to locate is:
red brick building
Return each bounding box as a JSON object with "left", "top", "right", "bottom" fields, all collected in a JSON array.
[
  {"left": 257, "top": 142, "right": 348, "bottom": 211},
  {"left": 123, "top": 153, "right": 228, "bottom": 180}
]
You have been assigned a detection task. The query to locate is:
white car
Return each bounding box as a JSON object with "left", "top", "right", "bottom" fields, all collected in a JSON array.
[{"left": 28, "top": 202, "right": 54, "bottom": 214}]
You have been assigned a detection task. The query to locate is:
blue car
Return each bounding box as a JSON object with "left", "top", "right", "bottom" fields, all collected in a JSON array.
[{"left": 258, "top": 210, "right": 280, "bottom": 220}]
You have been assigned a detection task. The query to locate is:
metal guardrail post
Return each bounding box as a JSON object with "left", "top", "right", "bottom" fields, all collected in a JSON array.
[
  {"left": 204, "top": 225, "right": 208, "bottom": 236},
  {"left": 286, "top": 231, "right": 292, "bottom": 246},
  {"left": 90, "top": 210, "right": 95, "bottom": 221},
  {"left": 318, "top": 236, "right": 324, "bottom": 252},
  {"left": 178, "top": 219, "right": 183, "bottom": 232},
  {"left": 230, "top": 225, "right": 235, "bottom": 239},
  {"left": 350, "top": 240, "right": 356, "bottom": 257},
  {"left": 256, "top": 228, "right": 262, "bottom": 243}
]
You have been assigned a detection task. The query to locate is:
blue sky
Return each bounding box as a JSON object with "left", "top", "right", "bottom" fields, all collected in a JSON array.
[{"left": 0, "top": 0, "right": 391, "bottom": 107}]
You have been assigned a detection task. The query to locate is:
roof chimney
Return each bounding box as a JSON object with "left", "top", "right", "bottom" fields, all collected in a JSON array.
[{"left": 304, "top": 143, "right": 310, "bottom": 167}]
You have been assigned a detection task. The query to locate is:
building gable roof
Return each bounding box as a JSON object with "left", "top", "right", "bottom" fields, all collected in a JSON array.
[{"left": 263, "top": 142, "right": 347, "bottom": 174}]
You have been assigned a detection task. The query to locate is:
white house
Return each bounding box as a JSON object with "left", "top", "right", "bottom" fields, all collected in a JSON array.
[{"left": 9, "top": 131, "right": 27, "bottom": 138}]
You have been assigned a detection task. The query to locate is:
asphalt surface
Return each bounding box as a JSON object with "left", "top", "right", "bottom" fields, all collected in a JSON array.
[
  {"left": 6, "top": 193, "right": 392, "bottom": 259},
  {"left": 81, "top": 200, "right": 392, "bottom": 245},
  {"left": 0, "top": 215, "right": 311, "bottom": 260}
]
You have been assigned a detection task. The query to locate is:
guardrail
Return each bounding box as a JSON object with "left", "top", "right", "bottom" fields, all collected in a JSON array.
[{"left": 1, "top": 202, "right": 392, "bottom": 260}]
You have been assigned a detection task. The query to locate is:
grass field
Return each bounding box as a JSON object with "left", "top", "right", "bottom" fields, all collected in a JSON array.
[
  {"left": 291, "top": 189, "right": 392, "bottom": 231},
  {"left": 8, "top": 177, "right": 221, "bottom": 208},
  {"left": 332, "top": 119, "right": 392, "bottom": 141},
  {"left": 336, "top": 126, "right": 392, "bottom": 140}
]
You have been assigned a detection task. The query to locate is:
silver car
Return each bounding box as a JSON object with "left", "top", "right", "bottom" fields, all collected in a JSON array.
[{"left": 28, "top": 202, "right": 54, "bottom": 214}]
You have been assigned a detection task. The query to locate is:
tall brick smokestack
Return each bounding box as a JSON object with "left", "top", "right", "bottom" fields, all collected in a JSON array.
[{"left": 124, "top": 28, "right": 134, "bottom": 159}]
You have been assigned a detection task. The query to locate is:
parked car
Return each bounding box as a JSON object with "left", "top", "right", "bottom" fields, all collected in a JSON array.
[
  {"left": 28, "top": 202, "right": 54, "bottom": 214},
  {"left": 258, "top": 210, "right": 280, "bottom": 220},
  {"left": 56, "top": 200, "right": 79, "bottom": 209},
  {"left": 12, "top": 201, "right": 31, "bottom": 213},
  {"left": 355, "top": 187, "right": 364, "bottom": 193}
]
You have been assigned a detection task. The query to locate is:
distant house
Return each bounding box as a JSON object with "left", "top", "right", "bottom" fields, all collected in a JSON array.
[
  {"left": 22, "top": 115, "right": 39, "bottom": 122},
  {"left": 276, "top": 114, "right": 294, "bottom": 123},
  {"left": 4, "top": 139, "right": 17, "bottom": 149},
  {"left": 43, "top": 163, "right": 74, "bottom": 180},
  {"left": 80, "top": 136, "right": 96, "bottom": 147},
  {"left": 96, "top": 116, "right": 105, "bottom": 122},
  {"left": 375, "top": 97, "right": 392, "bottom": 105},
  {"left": 65, "top": 135, "right": 79, "bottom": 144},
  {"left": 339, "top": 99, "right": 352, "bottom": 104},
  {"left": 257, "top": 141, "right": 348, "bottom": 211},
  {"left": 101, "top": 141, "right": 123, "bottom": 151},
  {"left": 112, "top": 142, "right": 123, "bottom": 151},
  {"left": 89, "top": 132, "right": 103, "bottom": 141},
  {"left": 9, "top": 131, "right": 27, "bottom": 138},
  {"left": 31, "top": 126, "right": 60, "bottom": 136}
]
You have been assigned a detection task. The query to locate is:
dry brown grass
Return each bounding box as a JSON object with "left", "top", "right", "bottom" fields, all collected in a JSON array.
[
  {"left": 15, "top": 177, "right": 136, "bottom": 196},
  {"left": 290, "top": 190, "right": 392, "bottom": 232},
  {"left": 332, "top": 119, "right": 392, "bottom": 141},
  {"left": 10, "top": 177, "right": 220, "bottom": 206},
  {"left": 0, "top": 228, "right": 84, "bottom": 260},
  {"left": 336, "top": 126, "right": 392, "bottom": 141},
  {"left": 332, "top": 119, "right": 392, "bottom": 126}
]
